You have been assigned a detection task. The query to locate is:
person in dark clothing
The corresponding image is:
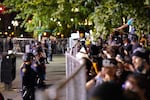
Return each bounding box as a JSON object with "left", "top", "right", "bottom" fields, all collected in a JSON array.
[
  {"left": 0, "top": 39, "right": 3, "bottom": 53},
  {"left": 43, "top": 40, "right": 49, "bottom": 64},
  {"left": 89, "top": 82, "right": 123, "bottom": 100},
  {"left": 0, "top": 92, "right": 4, "bottom": 100},
  {"left": 33, "top": 50, "right": 46, "bottom": 82},
  {"left": 89, "top": 43, "right": 99, "bottom": 57},
  {"left": 130, "top": 34, "right": 141, "bottom": 52},
  {"left": 21, "top": 53, "right": 38, "bottom": 100},
  {"left": 31, "top": 60, "right": 46, "bottom": 88},
  {"left": 8, "top": 38, "right": 13, "bottom": 50},
  {"left": 48, "top": 40, "right": 53, "bottom": 61},
  {"left": 82, "top": 57, "right": 93, "bottom": 82},
  {"left": 36, "top": 42, "right": 43, "bottom": 53},
  {"left": 132, "top": 47, "right": 150, "bottom": 75},
  {"left": 123, "top": 73, "right": 150, "bottom": 100},
  {"left": 122, "top": 35, "right": 132, "bottom": 55},
  {"left": 123, "top": 90, "right": 141, "bottom": 100}
]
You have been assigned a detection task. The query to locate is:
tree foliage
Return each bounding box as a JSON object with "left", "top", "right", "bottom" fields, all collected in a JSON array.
[
  {"left": 90, "top": 0, "right": 150, "bottom": 38},
  {"left": 2, "top": 0, "right": 94, "bottom": 37},
  {"left": 2, "top": 0, "right": 150, "bottom": 38}
]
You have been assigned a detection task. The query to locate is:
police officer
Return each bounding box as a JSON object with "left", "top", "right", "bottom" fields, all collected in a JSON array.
[
  {"left": 20, "top": 53, "right": 38, "bottom": 100},
  {"left": 33, "top": 50, "right": 46, "bottom": 88},
  {"left": 34, "top": 51, "right": 46, "bottom": 85}
]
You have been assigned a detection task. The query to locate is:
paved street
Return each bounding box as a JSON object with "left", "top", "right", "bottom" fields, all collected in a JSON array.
[{"left": 0, "top": 54, "right": 66, "bottom": 100}]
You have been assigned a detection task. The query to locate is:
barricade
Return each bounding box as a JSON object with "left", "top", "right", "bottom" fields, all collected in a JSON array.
[
  {"left": 35, "top": 52, "right": 87, "bottom": 100},
  {"left": 13, "top": 38, "right": 34, "bottom": 54}
]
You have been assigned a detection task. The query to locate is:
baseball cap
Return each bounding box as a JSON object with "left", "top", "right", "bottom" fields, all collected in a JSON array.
[
  {"left": 132, "top": 47, "right": 149, "bottom": 60},
  {"left": 102, "top": 59, "right": 117, "bottom": 67}
]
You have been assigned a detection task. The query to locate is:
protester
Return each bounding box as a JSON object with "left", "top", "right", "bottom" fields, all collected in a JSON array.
[
  {"left": 131, "top": 47, "right": 150, "bottom": 75},
  {"left": 131, "top": 34, "right": 141, "bottom": 52},
  {"left": 123, "top": 90, "right": 141, "bottom": 100},
  {"left": 123, "top": 73, "right": 150, "bottom": 100},
  {"left": 0, "top": 92, "right": 4, "bottom": 100},
  {"left": 89, "top": 82, "right": 123, "bottom": 100},
  {"left": 86, "top": 58, "right": 118, "bottom": 91},
  {"left": 117, "top": 18, "right": 134, "bottom": 30}
]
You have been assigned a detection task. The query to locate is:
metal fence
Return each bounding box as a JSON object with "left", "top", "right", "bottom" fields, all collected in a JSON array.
[
  {"left": 12, "top": 38, "right": 34, "bottom": 54},
  {"left": 0, "top": 38, "right": 35, "bottom": 54},
  {"left": 35, "top": 52, "right": 87, "bottom": 100}
]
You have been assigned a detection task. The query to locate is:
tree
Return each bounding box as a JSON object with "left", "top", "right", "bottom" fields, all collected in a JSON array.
[
  {"left": 90, "top": 0, "right": 150, "bottom": 39},
  {"left": 2, "top": 0, "right": 149, "bottom": 39},
  {"left": 2, "top": 0, "right": 94, "bottom": 37}
]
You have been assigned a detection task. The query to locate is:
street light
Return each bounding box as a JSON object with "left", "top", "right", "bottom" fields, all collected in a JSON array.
[
  {"left": 11, "top": 20, "right": 19, "bottom": 36},
  {"left": 0, "top": 6, "right": 4, "bottom": 13},
  {"left": 0, "top": 7, "right": 3, "bottom": 11},
  {"left": 8, "top": 26, "right": 11, "bottom": 30}
]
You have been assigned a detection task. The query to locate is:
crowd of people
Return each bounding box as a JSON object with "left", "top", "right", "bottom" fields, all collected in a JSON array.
[
  {"left": 1, "top": 17, "right": 150, "bottom": 100},
  {"left": 75, "top": 29, "right": 150, "bottom": 100},
  {"left": 18, "top": 17, "right": 150, "bottom": 100}
]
